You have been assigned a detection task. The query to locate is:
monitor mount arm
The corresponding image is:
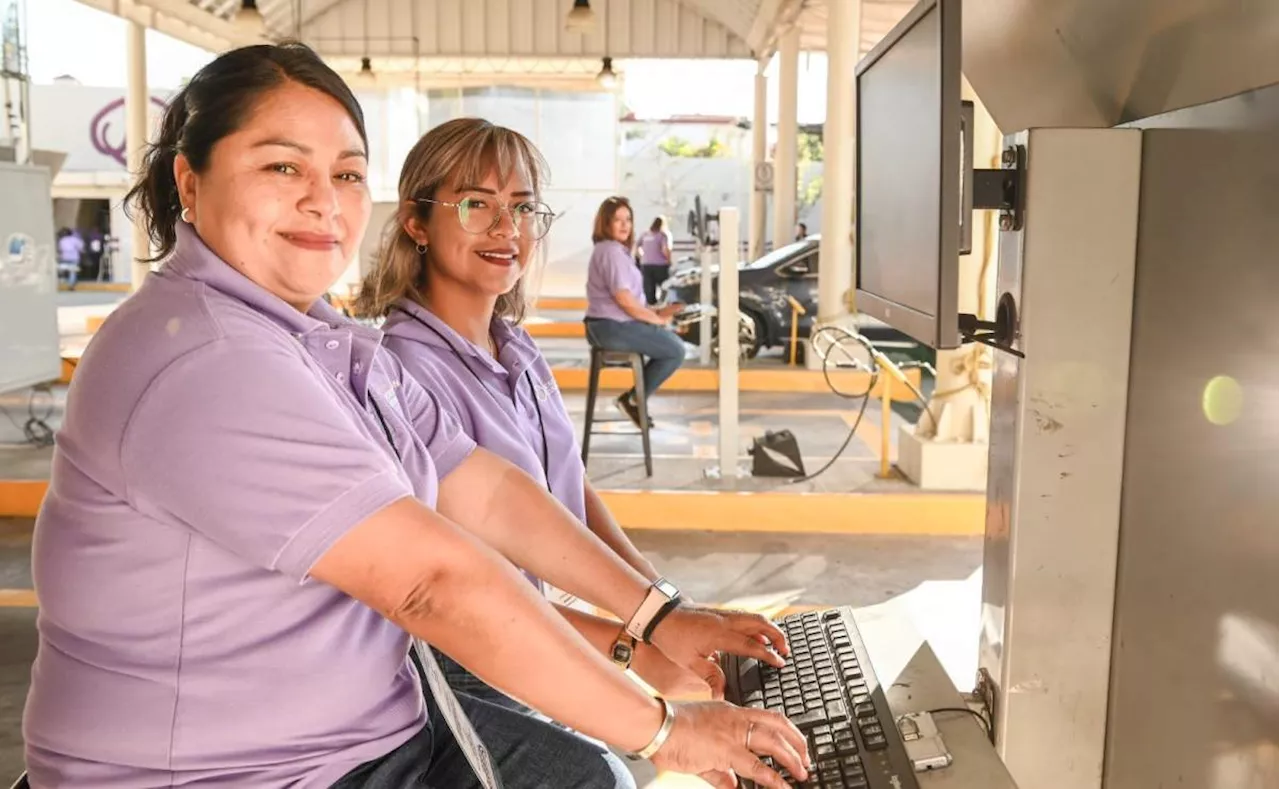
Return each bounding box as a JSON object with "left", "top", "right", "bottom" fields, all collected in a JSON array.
[{"left": 959, "top": 107, "right": 1026, "bottom": 357}]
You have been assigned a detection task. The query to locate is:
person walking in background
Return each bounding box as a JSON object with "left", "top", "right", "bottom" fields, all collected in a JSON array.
[
  {"left": 584, "top": 197, "right": 687, "bottom": 429},
  {"left": 55, "top": 228, "right": 84, "bottom": 290},
  {"left": 794, "top": 222, "right": 808, "bottom": 242},
  {"left": 637, "top": 216, "right": 672, "bottom": 305}
]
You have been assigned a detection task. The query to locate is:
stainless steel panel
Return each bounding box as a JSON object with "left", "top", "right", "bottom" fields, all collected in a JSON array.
[
  {"left": 962, "top": 0, "right": 1278, "bottom": 132},
  {"left": 1104, "top": 85, "right": 1278, "bottom": 789},
  {"left": 981, "top": 129, "right": 1143, "bottom": 789}
]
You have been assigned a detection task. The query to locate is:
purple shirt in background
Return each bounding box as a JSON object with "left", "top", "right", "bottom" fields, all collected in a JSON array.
[
  {"left": 585, "top": 239, "right": 644, "bottom": 322},
  {"left": 56, "top": 234, "right": 83, "bottom": 263},
  {"left": 382, "top": 300, "right": 587, "bottom": 590},
  {"left": 637, "top": 230, "right": 671, "bottom": 265},
  {"left": 23, "top": 223, "right": 476, "bottom": 788}
]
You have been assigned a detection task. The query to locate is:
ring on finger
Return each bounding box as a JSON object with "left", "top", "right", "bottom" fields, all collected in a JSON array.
[{"left": 745, "top": 721, "right": 756, "bottom": 751}]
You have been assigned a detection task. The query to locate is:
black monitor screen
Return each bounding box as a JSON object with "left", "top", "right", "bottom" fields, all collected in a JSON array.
[{"left": 855, "top": 0, "right": 960, "bottom": 348}]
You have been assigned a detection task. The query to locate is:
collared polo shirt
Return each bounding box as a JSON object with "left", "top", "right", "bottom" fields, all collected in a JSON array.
[
  {"left": 381, "top": 300, "right": 588, "bottom": 598},
  {"left": 585, "top": 240, "right": 644, "bottom": 322},
  {"left": 23, "top": 223, "right": 475, "bottom": 788}
]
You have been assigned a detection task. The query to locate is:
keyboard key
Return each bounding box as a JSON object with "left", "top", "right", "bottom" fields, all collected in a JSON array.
[
  {"left": 853, "top": 702, "right": 875, "bottom": 717},
  {"left": 792, "top": 709, "right": 827, "bottom": 729},
  {"left": 825, "top": 701, "right": 848, "bottom": 722},
  {"left": 835, "top": 735, "right": 859, "bottom": 754},
  {"left": 813, "top": 733, "right": 834, "bottom": 747},
  {"left": 864, "top": 733, "right": 888, "bottom": 750}
]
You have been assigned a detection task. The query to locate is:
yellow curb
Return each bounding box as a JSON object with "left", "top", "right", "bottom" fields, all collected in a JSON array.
[
  {"left": 600, "top": 490, "right": 984, "bottom": 536},
  {"left": 553, "top": 366, "right": 921, "bottom": 398},
  {"left": 0, "top": 481, "right": 47, "bottom": 518}
]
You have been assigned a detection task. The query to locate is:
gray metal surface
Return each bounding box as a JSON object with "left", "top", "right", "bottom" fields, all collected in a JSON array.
[
  {"left": 0, "top": 164, "right": 59, "bottom": 395},
  {"left": 1103, "top": 85, "right": 1278, "bottom": 789},
  {"left": 961, "top": 0, "right": 1278, "bottom": 132},
  {"left": 979, "top": 128, "right": 1142, "bottom": 789}
]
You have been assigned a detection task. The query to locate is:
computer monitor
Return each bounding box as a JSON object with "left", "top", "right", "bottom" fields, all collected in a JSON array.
[{"left": 855, "top": 0, "right": 962, "bottom": 349}]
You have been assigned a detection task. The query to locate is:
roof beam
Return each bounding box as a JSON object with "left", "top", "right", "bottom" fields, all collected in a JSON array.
[
  {"left": 72, "top": 0, "right": 268, "bottom": 52},
  {"left": 749, "top": 0, "right": 804, "bottom": 62}
]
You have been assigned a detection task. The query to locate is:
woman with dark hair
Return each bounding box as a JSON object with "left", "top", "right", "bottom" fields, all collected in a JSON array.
[
  {"left": 637, "top": 215, "right": 673, "bottom": 305},
  {"left": 21, "top": 43, "right": 809, "bottom": 789},
  {"left": 584, "top": 197, "right": 687, "bottom": 427}
]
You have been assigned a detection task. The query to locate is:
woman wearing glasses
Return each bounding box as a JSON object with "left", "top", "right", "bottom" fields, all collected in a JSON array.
[
  {"left": 22, "top": 47, "right": 808, "bottom": 789},
  {"left": 357, "top": 119, "right": 802, "bottom": 787},
  {"left": 584, "top": 196, "right": 688, "bottom": 427}
]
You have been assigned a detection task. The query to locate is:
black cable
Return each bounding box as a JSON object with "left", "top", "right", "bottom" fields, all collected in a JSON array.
[
  {"left": 927, "top": 706, "right": 994, "bottom": 744},
  {"left": 787, "top": 326, "right": 882, "bottom": 484},
  {"left": 0, "top": 385, "right": 56, "bottom": 448}
]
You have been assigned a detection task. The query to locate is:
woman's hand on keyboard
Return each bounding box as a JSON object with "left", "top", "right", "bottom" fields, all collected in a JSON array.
[
  {"left": 653, "top": 701, "right": 811, "bottom": 789},
  {"left": 649, "top": 604, "right": 790, "bottom": 695}
]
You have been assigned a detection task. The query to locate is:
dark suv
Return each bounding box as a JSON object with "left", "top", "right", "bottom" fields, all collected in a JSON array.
[
  {"left": 663, "top": 237, "right": 822, "bottom": 358},
  {"left": 663, "top": 236, "right": 920, "bottom": 360}
]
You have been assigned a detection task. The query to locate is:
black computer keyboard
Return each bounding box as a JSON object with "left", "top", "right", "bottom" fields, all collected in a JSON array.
[{"left": 721, "top": 607, "right": 918, "bottom": 789}]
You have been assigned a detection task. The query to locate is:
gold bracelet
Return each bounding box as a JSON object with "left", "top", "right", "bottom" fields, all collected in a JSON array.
[{"left": 629, "top": 697, "right": 677, "bottom": 760}]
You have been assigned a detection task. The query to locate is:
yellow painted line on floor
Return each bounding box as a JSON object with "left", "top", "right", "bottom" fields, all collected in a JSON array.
[
  {"left": 0, "top": 589, "right": 37, "bottom": 608},
  {"left": 600, "top": 490, "right": 984, "bottom": 536},
  {"left": 554, "top": 366, "right": 921, "bottom": 396},
  {"left": 61, "top": 281, "right": 130, "bottom": 293},
  {"left": 533, "top": 296, "right": 588, "bottom": 311},
  {"left": 0, "top": 480, "right": 47, "bottom": 518},
  {"left": 526, "top": 321, "right": 586, "bottom": 338}
]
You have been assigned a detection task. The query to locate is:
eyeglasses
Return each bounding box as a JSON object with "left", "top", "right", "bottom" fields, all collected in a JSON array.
[{"left": 416, "top": 196, "right": 557, "bottom": 240}]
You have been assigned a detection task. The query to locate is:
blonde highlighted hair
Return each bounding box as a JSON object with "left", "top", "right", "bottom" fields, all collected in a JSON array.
[{"left": 354, "top": 117, "right": 549, "bottom": 323}]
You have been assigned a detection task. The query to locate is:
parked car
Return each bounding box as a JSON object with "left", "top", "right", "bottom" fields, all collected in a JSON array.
[{"left": 663, "top": 236, "right": 919, "bottom": 361}]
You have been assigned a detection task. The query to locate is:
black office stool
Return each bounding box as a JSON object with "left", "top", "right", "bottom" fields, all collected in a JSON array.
[{"left": 581, "top": 349, "right": 653, "bottom": 477}]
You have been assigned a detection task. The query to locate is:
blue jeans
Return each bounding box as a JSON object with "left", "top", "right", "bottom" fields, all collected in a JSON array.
[
  {"left": 331, "top": 651, "right": 635, "bottom": 789},
  {"left": 584, "top": 318, "right": 686, "bottom": 399}
]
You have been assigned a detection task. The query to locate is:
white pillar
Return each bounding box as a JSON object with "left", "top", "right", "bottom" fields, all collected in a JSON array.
[
  {"left": 748, "top": 66, "right": 768, "bottom": 260},
  {"left": 771, "top": 27, "right": 799, "bottom": 249},
  {"left": 698, "top": 247, "right": 714, "bottom": 365},
  {"left": 897, "top": 80, "right": 1000, "bottom": 490},
  {"left": 126, "top": 20, "right": 151, "bottom": 291},
  {"left": 817, "top": 0, "right": 859, "bottom": 322},
  {"left": 716, "top": 208, "right": 741, "bottom": 474}
]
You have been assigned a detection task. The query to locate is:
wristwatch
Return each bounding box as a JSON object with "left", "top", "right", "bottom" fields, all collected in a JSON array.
[
  {"left": 610, "top": 631, "right": 637, "bottom": 670},
  {"left": 624, "top": 578, "right": 682, "bottom": 643}
]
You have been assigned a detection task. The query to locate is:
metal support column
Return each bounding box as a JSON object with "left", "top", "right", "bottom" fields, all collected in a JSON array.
[
  {"left": 125, "top": 18, "right": 150, "bottom": 290},
  {"left": 817, "top": 0, "right": 858, "bottom": 322},
  {"left": 749, "top": 65, "right": 769, "bottom": 261},
  {"left": 771, "top": 27, "right": 799, "bottom": 249}
]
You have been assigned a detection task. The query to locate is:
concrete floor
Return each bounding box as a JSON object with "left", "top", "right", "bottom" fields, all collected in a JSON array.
[{"left": 0, "top": 516, "right": 982, "bottom": 780}]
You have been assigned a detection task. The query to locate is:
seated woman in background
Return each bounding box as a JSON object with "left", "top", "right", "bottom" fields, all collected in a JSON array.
[
  {"left": 583, "top": 197, "right": 687, "bottom": 427},
  {"left": 358, "top": 119, "right": 728, "bottom": 715},
  {"left": 637, "top": 215, "right": 673, "bottom": 305},
  {"left": 21, "top": 43, "right": 808, "bottom": 789}
]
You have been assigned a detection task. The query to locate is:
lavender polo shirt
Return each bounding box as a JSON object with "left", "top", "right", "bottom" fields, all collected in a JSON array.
[
  {"left": 585, "top": 239, "right": 644, "bottom": 322},
  {"left": 382, "top": 301, "right": 587, "bottom": 589},
  {"left": 23, "top": 224, "right": 476, "bottom": 788}
]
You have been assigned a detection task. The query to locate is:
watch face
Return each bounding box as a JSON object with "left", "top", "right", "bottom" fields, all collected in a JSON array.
[{"left": 611, "top": 642, "right": 633, "bottom": 663}]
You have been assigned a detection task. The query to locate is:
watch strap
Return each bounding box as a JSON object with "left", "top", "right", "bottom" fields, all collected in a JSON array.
[
  {"left": 640, "top": 597, "right": 682, "bottom": 644},
  {"left": 624, "top": 578, "right": 680, "bottom": 641}
]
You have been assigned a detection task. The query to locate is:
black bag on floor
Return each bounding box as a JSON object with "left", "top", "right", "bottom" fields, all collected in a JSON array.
[{"left": 749, "top": 429, "right": 806, "bottom": 478}]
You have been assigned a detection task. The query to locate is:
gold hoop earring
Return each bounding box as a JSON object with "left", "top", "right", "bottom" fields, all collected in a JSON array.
[{"left": 180, "top": 206, "right": 192, "bottom": 224}]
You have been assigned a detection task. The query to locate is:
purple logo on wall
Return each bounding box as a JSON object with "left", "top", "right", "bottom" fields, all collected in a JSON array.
[{"left": 90, "top": 97, "right": 169, "bottom": 167}]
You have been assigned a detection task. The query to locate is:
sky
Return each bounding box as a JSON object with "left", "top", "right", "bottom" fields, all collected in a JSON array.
[{"left": 22, "top": 0, "right": 831, "bottom": 124}]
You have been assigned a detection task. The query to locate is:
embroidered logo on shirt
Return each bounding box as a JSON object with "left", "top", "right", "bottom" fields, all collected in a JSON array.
[
  {"left": 530, "top": 377, "right": 553, "bottom": 403},
  {"left": 384, "top": 383, "right": 400, "bottom": 410}
]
